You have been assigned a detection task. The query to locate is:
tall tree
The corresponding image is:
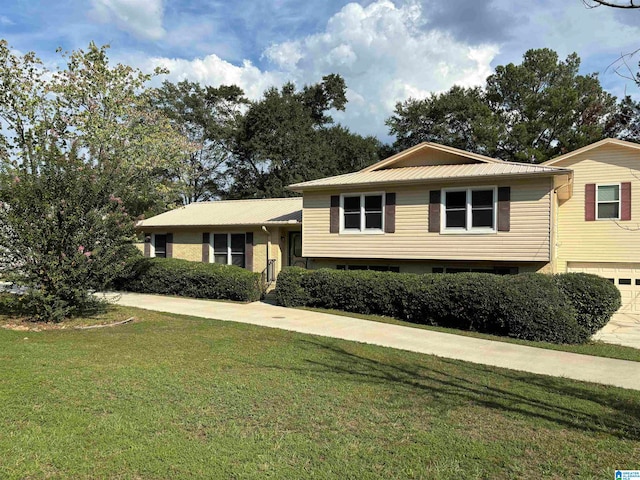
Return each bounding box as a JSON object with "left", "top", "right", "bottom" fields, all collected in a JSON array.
[
  {"left": 387, "top": 86, "right": 501, "bottom": 155},
  {"left": 0, "top": 41, "right": 188, "bottom": 320},
  {"left": 486, "top": 49, "right": 619, "bottom": 162},
  {"left": 226, "top": 75, "right": 379, "bottom": 198},
  {"left": 151, "top": 81, "right": 248, "bottom": 204},
  {"left": 387, "top": 48, "right": 625, "bottom": 163}
]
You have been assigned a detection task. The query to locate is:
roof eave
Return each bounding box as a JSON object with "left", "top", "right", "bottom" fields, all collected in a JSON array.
[
  {"left": 287, "top": 169, "right": 571, "bottom": 192},
  {"left": 135, "top": 220, "right": 302, "bottom": 230}
]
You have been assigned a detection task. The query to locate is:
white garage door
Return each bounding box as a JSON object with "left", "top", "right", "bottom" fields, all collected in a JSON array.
[{"left": 567, "top": 262, "right": 640, "bottom": 313}]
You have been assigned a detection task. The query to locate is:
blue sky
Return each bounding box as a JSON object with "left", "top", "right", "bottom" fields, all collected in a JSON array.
[{"left": 2, "top": 0, "right": 640, "bottom": 140}]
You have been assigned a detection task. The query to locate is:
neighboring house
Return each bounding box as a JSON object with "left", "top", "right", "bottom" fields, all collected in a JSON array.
[
  {"left": 137, "top": 138, "right": 640, "bottom": 311},
  {"left": 136, "top": 198, "right": 303, "bottom": 282}
]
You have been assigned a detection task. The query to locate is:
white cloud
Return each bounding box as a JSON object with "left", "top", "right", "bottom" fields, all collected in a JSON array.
[
  {"left": 143, "top": 0, "right": 499, "bottom": 140},
  {"left": 263, "top": 0, "right": 499, "bottom": 138},
  {"left": 0, "top": 15, "right": 14, "bottom": 26},
  {"left": 89, "top": 0, "right": 165, "bottom": 40},
  {"left": 145, "top": 54, "right": 284, "bottom": 99}
]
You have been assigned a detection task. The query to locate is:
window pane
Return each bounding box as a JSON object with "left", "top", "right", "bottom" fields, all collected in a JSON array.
[
  {"left": 213, "top": 234, "right": 227, "bottom": 253},
  {"left": 446, "top": 210, "right": 466, "bottom": 228},
  {"left": 472, "top": 190, "right": 493, "bottom": 208},
  {"left": 154, "top": 234, "right": 167, "bottom": 258},
  {"left": 230, "top": 234, "right": 245, "bottom": 253},
  {"left": 349, "top": 265, "right": 367, "bottom": 270},
  {"left": 231, "top": 254, "right": 245, "bottom": 268},
  {"left": 293, "top": 235, "right": 302, "bottom": 257},
  {"left": 472, "top": 209, "right": 493, "bottom": 228},
  {"left": 365, "top": 212, "right": 382, "bottom": 229},
  {"left": 343, "top": 196, "right": 360, "bottom": 212},
  {"left": 598, "top": 203, "right": 619, "bottom": 219},
  {"left": 598, "top": 185, "right": 619, "bottom": 202},
  {"left": 344, "top": 212, "right": 360, "bottom": 229},
  {"left": 446, "top": 191, "right": 466, "bottom": 209},
  {"left": 214, "top": 254, "right": 228, "bottom": 264},
  {"left": 364, "top": 195, "right": 382, "bottom": 211}
]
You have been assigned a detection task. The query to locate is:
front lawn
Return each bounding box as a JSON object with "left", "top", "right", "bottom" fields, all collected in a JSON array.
[{"left": 1, "top": 307, "right": 639, "bottom": 479}]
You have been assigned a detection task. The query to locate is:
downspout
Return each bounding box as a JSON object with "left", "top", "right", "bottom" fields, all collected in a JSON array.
[{"left": 552, "top": 175, "right": 573, "bottom": 274}]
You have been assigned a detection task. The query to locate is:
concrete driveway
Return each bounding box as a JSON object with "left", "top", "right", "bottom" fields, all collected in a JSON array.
[{"left": 594, "top": 312, "right": 640, "bottom": 348}]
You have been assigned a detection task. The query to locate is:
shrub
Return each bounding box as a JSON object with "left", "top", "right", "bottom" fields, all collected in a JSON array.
[
  {"left": 113, "top": 257, "right": 263, "bottom": 302},
  {"left": 273, "top": 267, "right": 310, "bottom": 307},
  {"left": 275, "top": 269, "right": 589, "bottom": 344},
  {"left": 500, "top": 274, "right": 584, "bottom": 344},
  {"left": 554, "top": 273, "right": 621, "bottom": 335}
]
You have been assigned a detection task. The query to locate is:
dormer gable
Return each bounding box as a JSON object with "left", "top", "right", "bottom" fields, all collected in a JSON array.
[{"left": 360, "top": 142, "right": 504, "bottom": 172}]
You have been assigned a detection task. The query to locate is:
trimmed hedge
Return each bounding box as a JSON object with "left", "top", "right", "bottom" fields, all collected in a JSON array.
[
  {"left": 554, "top": 272, "right": 621, "bottom": 335},
  {"left": 275, "top": 268, "right": 620, "bottom": 344},
  {"left": 112, "top": 256, "right": 264, "bottom": 302}
]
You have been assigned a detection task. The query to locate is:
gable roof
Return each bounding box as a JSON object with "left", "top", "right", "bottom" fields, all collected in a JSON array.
[
  {"left": 136, "top": 197, "right": 302, "bottom": 229},
  {"left": 543, "top": 138, "right": 640, "bottom": 166},
  {"left": 288, "top": 162, "right": 570, "bottom": 191},
  {"left": 360, "top": 142, "right": 504, "bottom": 172}
]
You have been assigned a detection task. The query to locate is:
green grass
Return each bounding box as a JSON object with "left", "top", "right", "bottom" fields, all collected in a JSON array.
[
  {"left": 1, "top": 306, "right": 639, "bottom": 479},
  {"left": 300, "top": 307, "right": 640, "bottom": 363}
]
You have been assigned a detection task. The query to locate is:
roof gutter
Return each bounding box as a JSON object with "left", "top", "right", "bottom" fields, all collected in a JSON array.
[{"left": 287, "top": 169, "right": 573, "bottom": 193}]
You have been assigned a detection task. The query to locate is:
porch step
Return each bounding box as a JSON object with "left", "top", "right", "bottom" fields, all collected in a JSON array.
[{"left": 262, "top": 289, "right": 278, "bottom": 305}]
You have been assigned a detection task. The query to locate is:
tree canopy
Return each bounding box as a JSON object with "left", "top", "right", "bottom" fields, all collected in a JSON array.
[
  {"left": 0, "top": 41, "right": 188, "bottom": 320},
  {"left": 387, "top": 48, "right": 637, "bottom": 163},
  {"left": 224, "top": 75, "right": 380, "bottom": 198}
]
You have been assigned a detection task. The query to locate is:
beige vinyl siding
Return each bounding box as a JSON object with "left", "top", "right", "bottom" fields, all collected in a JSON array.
[
  {"left": 552, "top": 144, "right": 640, "bottom": 272},
  {"left": 302, "top": 177, "right": 553, "bottom": 262},
  {"left": 309, "top": 258, "right": 548, "bottom": 274}
]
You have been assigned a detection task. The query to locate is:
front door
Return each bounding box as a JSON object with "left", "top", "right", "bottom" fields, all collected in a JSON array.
[{"left": 288, "top": 231, "right": 305, "bottom": 268}]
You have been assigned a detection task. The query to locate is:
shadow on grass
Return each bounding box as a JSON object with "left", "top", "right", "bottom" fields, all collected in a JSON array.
[{"left": 258, "top": 338, "right": 640, "bottom": 441}]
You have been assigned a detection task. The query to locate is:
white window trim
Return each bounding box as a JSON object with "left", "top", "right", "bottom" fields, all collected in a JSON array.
[
  {"left": 210, "top": 232, "right": 245, "bottom": 265},
  {"left": 339, "top": 192, "right": 385, "bottom": 234},
  {"left": 596, "top": 183, "right": 621, "bottom": 221},
  {"left": 441, "top": 186, "right": 498, "bottom": 234}
]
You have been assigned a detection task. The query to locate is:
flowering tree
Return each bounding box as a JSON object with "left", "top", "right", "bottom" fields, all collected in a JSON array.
[{"left": 0, "top": 41, "right": 189, "bottom": 320}]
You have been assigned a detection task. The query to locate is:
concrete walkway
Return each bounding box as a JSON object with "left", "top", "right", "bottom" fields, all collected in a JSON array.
[{"left": 110, "top": 292, "right": 640, "bottom": 391}]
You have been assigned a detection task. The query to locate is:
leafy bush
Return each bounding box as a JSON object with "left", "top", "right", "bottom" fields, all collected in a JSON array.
[
  {"left": 275, "top": 269, "right": 594, "bottom": 344},
  {"left": 113, "top": 256, "right": 264, "bottom": 302},
  {"left": 554, "top": 273, "right": 621, "bottom": 335},
  {"left": 273, "top": 267, "right": 310, "bottom": 307},
  {"left": 500, "top": 274, "right": 584, "bottom": 344}
]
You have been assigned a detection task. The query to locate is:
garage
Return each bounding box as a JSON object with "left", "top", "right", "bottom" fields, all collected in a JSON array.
[{"left": 567, "top": 262, "right": 640, "bottom": 313}]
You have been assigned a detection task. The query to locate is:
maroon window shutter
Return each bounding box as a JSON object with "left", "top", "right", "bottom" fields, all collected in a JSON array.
[
  {"left": 144, "top": 233, "right": 151, "bottom": 257},
  {"left": 585, "top": 184, "right": 596, "bottom": 221},
  {"left": 385, "top": 192, "right": 396, "bottom": 233},
  {"left": 621, "top": 182, "right": 632, "bottom": 221},
  {"left": 330, "top": 195, "right": 340, "bottom": 233},
  {"left": 166, "top": 233, "right": 173, "bottom": 258},
  {"left": 245, "top": 232, "right": 254, "bottom": 271},
  {"left": 428, "top": 190, "right": 441, "bottom": 233},
  {"left": 497, "top": 187, "right": 511, "bottom": 232},
  {"left": 202, "top": 233, "right": 210, "bottom": 263}
]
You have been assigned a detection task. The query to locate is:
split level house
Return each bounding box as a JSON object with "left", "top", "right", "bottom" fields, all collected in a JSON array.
[{"left": 136, "top": 138, "right": 640, "bottom": 312}]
